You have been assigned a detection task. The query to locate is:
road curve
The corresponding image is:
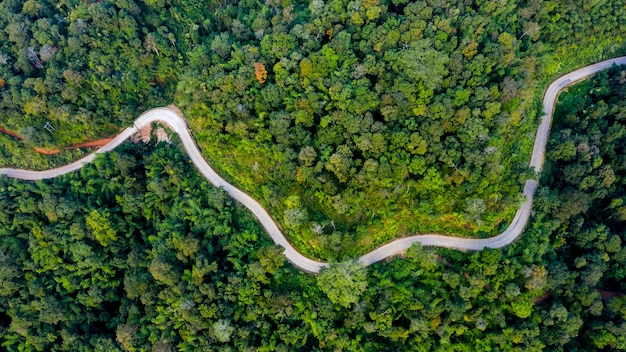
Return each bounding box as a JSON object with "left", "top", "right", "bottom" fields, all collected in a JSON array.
[{"left": 2, "top": 57, "right": 626, "bottom": 273}]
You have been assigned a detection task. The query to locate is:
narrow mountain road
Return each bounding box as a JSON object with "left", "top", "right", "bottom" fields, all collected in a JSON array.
[{"left": 2, "top": 57, "right": 626, "bottom": 273}]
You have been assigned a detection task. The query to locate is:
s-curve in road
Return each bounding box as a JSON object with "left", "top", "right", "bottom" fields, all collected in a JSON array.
[
  {"left": 361, "top": 56, "right": 626, "bottom": 267},
  {"left": 2, "top": 57, "right": 626, "bottom": 273}
]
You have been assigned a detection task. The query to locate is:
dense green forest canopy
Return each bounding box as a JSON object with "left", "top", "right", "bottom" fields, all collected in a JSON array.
[
  {"left": 3, "top": 67, "right": 626, "bottom": 351},
  {"left": 534, "top": 64, "right": 626, "bottom": 350},
  {"left": 1, "top": 0, "right": 626, "bottom": 350},
  {"left": 1, "top": 0, "right": 626, "bottom": 258}
]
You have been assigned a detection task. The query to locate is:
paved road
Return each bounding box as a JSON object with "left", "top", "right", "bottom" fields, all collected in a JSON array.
[
  {"left": 2, "top": 57, "right": 626, "bottom": 273},
  {"left": 362, "top": 56, "right": 626, "bottom": 266}
]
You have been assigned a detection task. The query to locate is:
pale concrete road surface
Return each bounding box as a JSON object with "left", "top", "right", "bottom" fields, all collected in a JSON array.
[{"left": 2, "top": 57, "right": 625, "bottom": 273}]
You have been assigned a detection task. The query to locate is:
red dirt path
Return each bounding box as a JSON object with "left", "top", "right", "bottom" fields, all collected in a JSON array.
[
  {"left": 0, "top": 126, "right": 115, "bottom": 155},
  {"left": 33, "top": 147, "right": 61, "bottom": 155},
  {"left": 0, "top": 127, "right": 24, "bottom": 141},
  {"left": 65, "top": 136, "right": 115, "bottom": 150},
  {"left": 0, "top": 103, "right": 183, "bottom": 154}
]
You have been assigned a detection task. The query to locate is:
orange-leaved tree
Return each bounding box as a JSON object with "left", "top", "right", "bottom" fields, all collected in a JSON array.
[{"left": 254, "top": 62, "right": 267, "bottom": 84}]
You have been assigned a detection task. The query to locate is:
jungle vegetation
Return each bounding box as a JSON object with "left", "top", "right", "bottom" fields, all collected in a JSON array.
[
  {"left": 1, "top": 0, "right": 626, "bottom": 258},
  {"left": 1, "top": 1, "right": 626, "bottom": 349},
  {"left": 2, "top": 64, "right": 626, "bottom": 351}
]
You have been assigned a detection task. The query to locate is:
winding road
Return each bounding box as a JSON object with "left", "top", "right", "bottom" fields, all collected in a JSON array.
[{"left": 2, "top": 57, "right": 626, "bottom": 273}]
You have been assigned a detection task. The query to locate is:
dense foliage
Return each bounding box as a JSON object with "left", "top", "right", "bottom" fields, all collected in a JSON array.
[
  {"left": 178, "top": 0, "right": 626, "bottom": 258},
  {"left": 1, "top": 141, "right": 302, "bottom": 351},
  {"left": 535, "top": 64, "right": 626, "bottom": 349},
  {"left": 3, "top": 77, "right": 626, "bottom": 350},
  {"left": 1, "top": 0, "right": 626, "bottom": 258}
]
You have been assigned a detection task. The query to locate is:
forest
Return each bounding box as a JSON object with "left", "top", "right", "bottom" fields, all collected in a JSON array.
[
  {"left": 1, "top": 0, "right": 626, "bottom": 349},
  {"left": 2, "top": 65, "right": 626, "bottom": 349},
  {"left": 1, "top": 0, "right": 626, "bottom": 258}
]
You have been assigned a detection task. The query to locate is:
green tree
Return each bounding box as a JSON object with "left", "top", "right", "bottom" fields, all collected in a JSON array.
[
  {"left": 317, "top": 260, "right": 367, "bottom": 308},
  {"left": 85, "top": 209, "right": 117, "bottom": 247},
  {"left": 396, "top": 39, "right": 450, "bottom": 91}
]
